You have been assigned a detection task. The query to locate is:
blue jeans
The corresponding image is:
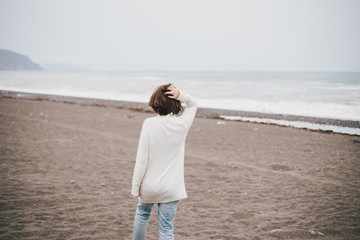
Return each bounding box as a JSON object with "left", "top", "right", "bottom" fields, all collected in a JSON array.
[{"left": 133, "top": 199, "right": 179, "bottom": 240}]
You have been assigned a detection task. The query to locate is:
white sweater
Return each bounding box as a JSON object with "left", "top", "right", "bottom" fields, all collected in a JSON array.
[{"left": 131, "top": 91, "right": 198, "bottom": 203}]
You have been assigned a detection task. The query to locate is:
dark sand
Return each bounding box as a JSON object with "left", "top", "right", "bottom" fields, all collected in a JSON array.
[{"left": 0, "top": 98, "right": 359, "bottom": 240}]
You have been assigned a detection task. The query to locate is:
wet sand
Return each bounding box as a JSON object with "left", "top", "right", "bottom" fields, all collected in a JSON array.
[
  {"left": 0, "top": 98, "right": 359, "bottom": 239},
  {"left": 1, "top": 90, "right": 359, "bottom": 129}
]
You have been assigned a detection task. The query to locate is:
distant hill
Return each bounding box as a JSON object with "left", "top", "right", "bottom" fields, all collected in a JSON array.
[{"left": 0, "top": 49, "right": 43, "bottom": 71}]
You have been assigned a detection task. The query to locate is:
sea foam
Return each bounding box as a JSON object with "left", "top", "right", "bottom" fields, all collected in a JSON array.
[
  {"left": 219, "top": 115, "right": 360, "bottom": 136},
  {"left": 1, "top": 71, "right": 359, "bottom": 122}
]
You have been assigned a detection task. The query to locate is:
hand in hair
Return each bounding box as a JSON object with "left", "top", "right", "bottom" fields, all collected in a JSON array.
[{"left": 165, "top": 85, "right": 180, "bottom": 99}]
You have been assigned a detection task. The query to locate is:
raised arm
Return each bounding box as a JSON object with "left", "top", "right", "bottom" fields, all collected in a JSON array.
[
  {"left": 177, "top": 90, "right": 198, "bottom": 128},
  {"left": 166, "top": 85, "right": 198, "bottom": 128},
  {"left": 131, "top": 119, "right": 150, "bottom": 197}
]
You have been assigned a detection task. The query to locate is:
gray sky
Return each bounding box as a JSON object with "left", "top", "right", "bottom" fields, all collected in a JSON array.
[{"left": 0, "top": 0, "right": 359, "bottom": 71}]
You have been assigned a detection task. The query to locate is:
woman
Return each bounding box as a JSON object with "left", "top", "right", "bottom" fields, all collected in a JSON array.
[{"left": 131, "top": 84, "right": 198, "bottom": 240}]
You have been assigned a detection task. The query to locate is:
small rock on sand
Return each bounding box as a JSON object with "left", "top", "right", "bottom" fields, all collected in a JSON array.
[
  {"left": 309, "top": 230, "right": 325, "bottom": 236},
  {"left": 113, "top": 220, "right": 122, "bottom": 225}
]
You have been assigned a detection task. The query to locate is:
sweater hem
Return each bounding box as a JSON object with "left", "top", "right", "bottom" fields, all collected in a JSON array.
[{"left": 140, "top": 195, "right": 187, "bottom": 204}]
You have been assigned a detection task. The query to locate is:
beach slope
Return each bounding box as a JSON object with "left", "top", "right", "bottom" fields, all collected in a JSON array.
[{"left": 0, "top": 98, "right": 359, "bottom": 239}]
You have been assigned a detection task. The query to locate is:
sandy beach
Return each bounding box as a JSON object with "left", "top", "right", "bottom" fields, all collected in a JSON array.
[{"left": 0, "top": 97, "right": 359, "bottom": 240}]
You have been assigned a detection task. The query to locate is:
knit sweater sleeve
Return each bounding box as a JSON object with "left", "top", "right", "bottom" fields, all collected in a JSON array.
[
  {"left": 131, "top": 119, "right": 150, "bottom": 197},
  {"left": 177, "top": 91, "right": 198, "bottom": 129}
]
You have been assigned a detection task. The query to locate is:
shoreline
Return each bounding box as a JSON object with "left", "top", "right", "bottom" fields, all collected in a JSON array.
[{"left": 1, "top": 89, "right": 359, "bottom": 131}]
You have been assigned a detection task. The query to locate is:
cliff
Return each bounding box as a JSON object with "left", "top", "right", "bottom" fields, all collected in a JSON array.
[{"left": 0, "top": 49, "right": 43, "bottom": 71}]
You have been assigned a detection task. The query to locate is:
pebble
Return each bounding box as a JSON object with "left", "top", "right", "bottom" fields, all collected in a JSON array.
[
  {"left": 70, "top": 180, "right": 75, "bottom": 184},
  {"left": 101, "top": 183, "right": 106, "bottom": 186},
  {"left": 113, "top": 220, "right": 122, "bottom": 225},
  {"left": 124, "top": 114, "right": 135, "bottom": 119},
  {"left": 309, "top": 230, "right": 324, "bottom": 236}
]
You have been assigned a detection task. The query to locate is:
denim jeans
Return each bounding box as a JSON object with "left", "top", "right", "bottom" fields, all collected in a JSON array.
[{"left": 133, "top": 199, "right": 179, "bottom": 240}]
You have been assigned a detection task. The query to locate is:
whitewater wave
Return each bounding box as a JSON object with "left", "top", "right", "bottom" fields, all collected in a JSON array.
[{"left": 219, "top": 116, "right": 360, "bottom": 136}]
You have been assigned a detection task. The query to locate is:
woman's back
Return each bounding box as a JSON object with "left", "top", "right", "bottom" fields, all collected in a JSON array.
[
  {"left": 140, "top": 115, "right": 189, "bottom": 203},
  {"left": 131, "top": 87, "right": 198, "bottom": 203}
]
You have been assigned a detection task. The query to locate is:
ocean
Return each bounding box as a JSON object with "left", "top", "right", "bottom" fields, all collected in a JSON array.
[{"left": 1, "top": 71, "right": 359, "bottom": 134}]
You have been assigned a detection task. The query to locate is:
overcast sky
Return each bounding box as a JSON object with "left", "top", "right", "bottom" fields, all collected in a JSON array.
[{"left": 0, "top": 0, "right": 359, "bottom": 71}]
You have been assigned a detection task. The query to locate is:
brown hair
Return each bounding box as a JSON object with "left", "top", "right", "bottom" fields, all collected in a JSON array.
[{"left": 149, "top": 84, "right": 183, "bottom": 115}]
